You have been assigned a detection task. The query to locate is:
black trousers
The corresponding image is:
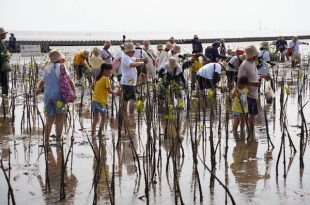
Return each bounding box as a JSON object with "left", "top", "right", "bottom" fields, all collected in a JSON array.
[
  {"left": 0, "top": 70, "right": 8, "bottom": 94},
  {"left": 197, "top": 75, "right": 213, "bottom": 89}
]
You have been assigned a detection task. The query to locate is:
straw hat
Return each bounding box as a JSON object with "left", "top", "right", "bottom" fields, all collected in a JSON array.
[
  {"left": 124, "top": 42, "right": 135, "bottom": 53},
  {"left": 82, "top": 50, "right": 90, "bottom": 58},
  {"left": 260, "top": 41, "right": 269, "bottom": 49},
  {"left": 157, "top": 44, "right": 163, "bottom": 50},
  {"left": 172, "top": 45, "right": 181, "bottom": 53},
  {"left": 49, "top": 49, "right": 65, "bottom": 63},
  {"left": 239, "top": 54, "right": 247, "bottom": 61},
  {"left": 165, "top": 42, "right": 173, "bottom": 50},
  {"left": 0, "top": 28, "right": 8, "bottom": 35},
  {"left": 135, "top": 43, "right": 142, "bottom": 49},
  {"left": 245, "top": 45, "right": 259, "bottom": 59},
  {"left": 92, "top": 47, "right": 100, "bottom": 56},
  {"left": 292, "top": 36, "right": 298, "bottom": 42},
  {"left": 104, "top": 40, "right": 111, "bottom": 47},
  {"left": 143, "top": 40, "right": 150, "bottom": 45},
  {"left": 213, "top": 41, "right": 221, "bottom": 47}
]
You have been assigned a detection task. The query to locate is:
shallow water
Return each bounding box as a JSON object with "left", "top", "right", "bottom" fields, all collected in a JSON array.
[{"left": 1, "top": 43, "right": 310, "bottom": 205}]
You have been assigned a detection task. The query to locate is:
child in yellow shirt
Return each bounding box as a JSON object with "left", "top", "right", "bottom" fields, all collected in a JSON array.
[
  {"left": 191, "top": 54, "right": 203, "bottom": 90},
  {"left": 91, "top": 63, "right": 119, "bottom": 137},
  {"left": 230, "top": 76, "right": 249, "bottom": 135}
]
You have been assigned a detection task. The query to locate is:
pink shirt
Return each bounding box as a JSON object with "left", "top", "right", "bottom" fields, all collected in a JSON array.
[{"left": 238, "top": 60, "right": 258, "bottom": 99}]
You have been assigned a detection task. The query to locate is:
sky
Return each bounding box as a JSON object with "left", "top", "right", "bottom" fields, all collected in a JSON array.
[{"left": 1, "top": 0, "right": 310, "bottom": 36}]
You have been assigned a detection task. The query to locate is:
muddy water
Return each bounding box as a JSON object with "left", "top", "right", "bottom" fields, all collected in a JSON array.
[{"left": 1, "top": 43, "right": 310, "bottom": 205}]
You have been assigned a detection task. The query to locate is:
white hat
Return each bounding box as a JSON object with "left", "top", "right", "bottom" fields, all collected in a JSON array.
[
  {"left": 245, "top": 45, "right": 259, "bottom": 59},
  {"left": 0, "top": 28, "right": 8, "bottom": 35},
  {"left": 125, "top": 42, "right": 135, "bottom": 53}
]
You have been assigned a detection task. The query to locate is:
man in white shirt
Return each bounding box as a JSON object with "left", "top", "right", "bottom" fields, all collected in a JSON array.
[
  {"left": 288, "top": 36, "right": 309, "bottom": 68},
  {"left": 121, "top": 42, "right": 145, "bottom": 113},
  {"left": 100, "top": 41, "right": 113, "bottom": 65},
  {"left": 197, "top": 62, "right": 223, "bottom": 89}
]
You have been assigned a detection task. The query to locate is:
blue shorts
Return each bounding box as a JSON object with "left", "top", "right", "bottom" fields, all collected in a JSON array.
[
  {"left": 91, "top": 101, "right": 107, "bottom": 114},
  {"left": 44, "top": 99, "right": 67, "bottom": 116},
  {"left": 247, "top": 97, "right": 258, "bottom": 115}
]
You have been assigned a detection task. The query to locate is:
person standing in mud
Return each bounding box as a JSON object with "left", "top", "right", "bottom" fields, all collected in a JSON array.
[
  {"left": 219, "top": 39, "right": 226, "bottom": 56},
  {"left": 204, "top": 41, "right": 227, "bottom": 63},
  {"left": 273, "top": 36, "right": 288, "bottom": 62},
  {"left": 8, "top": 33, "right": 16, "bottom": 53},
  {"left": 100, "top": 41, "right": 113, "bottom": 65},
  {"left": 0, "top": 27, "right": 10, "bottom": 95},
  {"left": 288, "top": 36, "right": 309, "bottom": 68},
  {"left": 73, "top": 49, "right": 90, "bottom": 85},
  {"left": 36, "top": 50, "right": 76, "bottom": 143},
  {"left": 191, "top": 34, "right": 203, "bottom": 54},
  {"left": 120, "top": 42, "right": 144, "bottom": 113},
  {"left": 238, "top": 45, "right": 261, "bottom": 139}
]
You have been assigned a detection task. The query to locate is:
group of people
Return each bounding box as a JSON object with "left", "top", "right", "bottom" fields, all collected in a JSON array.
[{"left": 0, "top": 27, "right": 307, "bottom": 140}]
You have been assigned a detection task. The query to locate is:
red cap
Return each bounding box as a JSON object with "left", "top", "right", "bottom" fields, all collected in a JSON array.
[{"left": 236, "top": 49, "right": 245, "bottom": 55}]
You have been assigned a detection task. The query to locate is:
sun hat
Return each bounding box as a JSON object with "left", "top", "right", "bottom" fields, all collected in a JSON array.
[
  {"left": 49, "top": 49, "right": 65, "bottom": 63},
  {"left": 0, "top": 28, "right": 8, "bottom": 35},
  {"left": 143, "top": 40, "right": 150, "bottom": 45},
  {"left": 157, "top": 44, "right": 163, "bottom": 50},
  {"left": 92, "top": 47, "right": 100, "bottom": 56},
  {"left": 260, "top": 41, "right": 269, "bottom": 49},
  {"left": 292, "top": 36, "right": 298, "bottom": 42},
  {"left": 124, "top": 42, "right": 135, "bottom": 53},
  {"left": 172, "top": 45, "right": 181, "bottom": 53},
  {"left": 245, "top": 45, "right": 259, "bottom": 59},
  {"left": 82, "top": 50, "right": 90, "bottom": 58},
  {"left": 135, "top": 43, "right": 142, "bottom": 49}
]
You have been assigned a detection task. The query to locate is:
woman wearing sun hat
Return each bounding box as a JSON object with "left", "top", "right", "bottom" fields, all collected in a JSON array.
[
  {"left": 36, "top": 49, "right": 75, "bottom": 144},
  {"left": 0, "top": 27, "right": 10, "bottom": 95}
]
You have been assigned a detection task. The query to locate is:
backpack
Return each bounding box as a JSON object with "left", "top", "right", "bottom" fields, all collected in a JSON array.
[
  {"left": 256, "top": 50, "right": 266, "bottom": 69},
  {"left": 59, "top": 64, "right": 76, "bottom": 103}
]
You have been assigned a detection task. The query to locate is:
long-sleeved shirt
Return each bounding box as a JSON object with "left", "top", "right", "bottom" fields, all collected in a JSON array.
[
  {"left": 192, "top": 39, "right": 203, "bottom": 54},
  {"left": 204, "top": 44, "right": 226, "bottom": 62}
]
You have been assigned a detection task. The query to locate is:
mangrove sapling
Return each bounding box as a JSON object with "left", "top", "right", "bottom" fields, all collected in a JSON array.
[
  {"left": 59, "top": 137, "right": 66, "bottom": 200},
  {"left": 198, "top": 154, "right": 236, "bottom": 205},
  {"left": 263, "top": 107, "right": 275, "bottom": 149},
  {"left": 0, "top": 156, "right": 16, "bottom": 205}
]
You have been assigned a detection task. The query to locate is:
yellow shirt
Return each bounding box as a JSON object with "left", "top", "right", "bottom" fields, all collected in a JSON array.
[
  {"left": 232, "top": 87, "right": 248, "bottom": 113},
  {"left": 92, "top": 76, "right": 110, "bottom": 105},
  {"left": 73, "top": 51, "right": 86, "bottom": 65},
  {"left": 90, "top": 56, "right": 104, "bottom": 69},
  {"left": 191, "top": 60, "right": 202, "bottom": 72}
]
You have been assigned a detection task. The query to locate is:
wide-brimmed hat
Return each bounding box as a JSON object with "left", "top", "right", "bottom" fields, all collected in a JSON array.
[
  {"left": 124, "top": 42, "right": 135, "bottom": 53},
  {"left": 260, "top": 41, "right": 269, "bottom": 49},
  {"left": 104, "top": 40, "right": 111, "bottom": 47},
  {"left": 49, "top": 49, "right": 65, "bottom": 63},
  {"left": 157, "top": 44, "right": 163, "bottom": 50},
  {"left": 0, "top": 28, "right": 8, "bottom": 35},
  {"left": 143, "top": 40, "right": 150, "bottom": 45},
  {"left": 213, "top": 41, "right": 221, "bottom": 47},
  {"left": 135, "top": 43, "right": 142, "bottom": 49},
  {"left": 245, "top": 45, "right": 259, "bottom": 59},
  {"left": 172, "top": 45, "right": 181, "bottom": 53},
  {"left": 82, "top": 50, "right": 90, "bottom": 58},
  {"left": 92, "top": 47, "right": 100, "bottom": 56}
]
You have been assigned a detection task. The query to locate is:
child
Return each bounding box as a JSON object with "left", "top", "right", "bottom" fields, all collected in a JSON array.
[
  {"left": 190, "top": 54, "right": 202, "bottom": 90},
  {"left": 91, "top": 63, "right": 119, "bottom": 137},
  {"left": 230, "top": 76, "right": 249, "bottom": 136}
]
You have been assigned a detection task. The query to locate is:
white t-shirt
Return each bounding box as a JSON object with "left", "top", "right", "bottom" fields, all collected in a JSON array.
[
  {"left": 160, "top": 62, "right": 183, "bottom": 76},
  {"left": 227, "top": 56, "right": 242, "bottom": 72},
  {"left": 133, "top": 48, "right": 148, "bottom": 59},
  {"left": 100, "top": 48, "right": 113, "bottom": 64},
  {"left": 288, "top": 40, "right": 302, "bottom": 54},
  {"left": 115, "top": 51, "right": 124, "bottom": 75},
  {"left": 120, "top": 54, "right": 137, "bottom": 86},
  {"left": 257, "top": 50, "right": 270, "bottom": 75},
  {"left": 197, "top": 63, "right": 221, "bottom": 79}
]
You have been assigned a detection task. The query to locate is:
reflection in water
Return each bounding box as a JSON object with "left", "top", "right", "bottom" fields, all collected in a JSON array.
[
  {"left": 230, "top": 139, "right": 269, "bottom": 201},
  {"left": 37, "top": 145, "right": 78, "bottom": 203}
]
